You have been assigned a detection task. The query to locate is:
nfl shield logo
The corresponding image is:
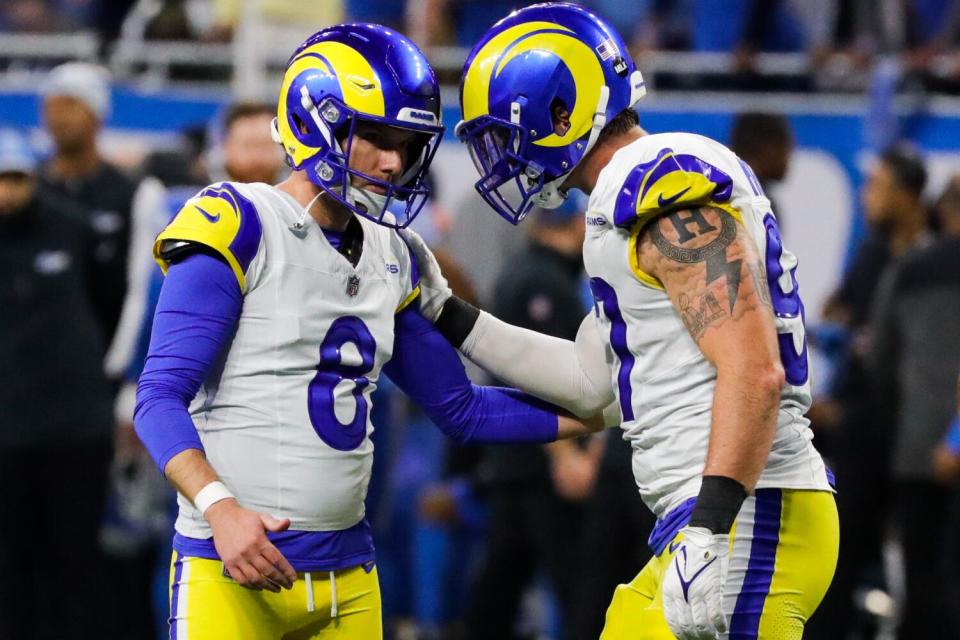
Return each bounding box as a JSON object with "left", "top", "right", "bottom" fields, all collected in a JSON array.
[{"left": 346, "top": 275, "right": 360, "bottom": 297}]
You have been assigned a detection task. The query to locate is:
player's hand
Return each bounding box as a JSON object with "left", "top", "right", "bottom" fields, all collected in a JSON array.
[
  {"left": 204, "top": 499, "right": 297, "bottom": 592},
  {"left": 661, "top": 526, "right": 730, "bottom": 640},
  {"left": 399, "top": 227, "right": 451, "bottom": 322}
]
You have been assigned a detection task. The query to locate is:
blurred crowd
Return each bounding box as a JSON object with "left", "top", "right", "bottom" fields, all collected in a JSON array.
[
  {"left": 2, "top": 59, "right": 960, "bottom": 640},
  {"left": 4, "top": 0, "right": 960, "bottom": 92},
  {"left": 1, "top": 6, "right": 960, "bottom": 640}
]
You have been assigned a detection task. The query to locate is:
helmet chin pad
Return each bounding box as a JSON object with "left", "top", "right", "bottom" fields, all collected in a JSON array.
[{"left": 346, "top": 185, "right": 388, "bottom": 218}]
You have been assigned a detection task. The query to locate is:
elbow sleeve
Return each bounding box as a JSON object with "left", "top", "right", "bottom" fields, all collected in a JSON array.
[
  {"left": 460, "top": 311, "right": 615, "bottom": 418},
  {"left": 134, "top": 380, "right": 204, "bottom": 473}
]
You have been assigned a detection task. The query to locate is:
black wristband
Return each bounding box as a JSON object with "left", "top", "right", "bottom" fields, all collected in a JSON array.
[
  {"left": 688, "top": 475, "right": 748, "bottom": 534},
  {"left": 434, "top": 295, "right": 481, "bottom": 347}
]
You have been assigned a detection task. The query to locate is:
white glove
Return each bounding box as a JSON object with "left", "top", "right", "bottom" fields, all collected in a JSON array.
[
  {"left": 661, "top": 526, "right": 730, "bottom": 640},
  {"left": 399, "top": 228, "right": 452, "bottom": 322}
]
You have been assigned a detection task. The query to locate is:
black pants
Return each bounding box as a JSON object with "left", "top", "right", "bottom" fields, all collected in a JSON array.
[
  {"left": 572, "top": 434, "right": 655, "bottom": 640},
  {"left": 894, "top": 480, "right": 954, "bottom": 640},
  {"left": 0, "top": 441, "right": 111, "bottom": 640},
  {"left": 466, "top": 483, "right": 584, "bottom": 640}
]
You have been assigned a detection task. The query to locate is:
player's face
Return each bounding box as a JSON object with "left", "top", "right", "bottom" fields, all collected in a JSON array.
[
  {"left": 224, "top": 113, "right": 284, "bottom": 184},
  {"left": 43, "top": 95, "right": 98, "bottom": 153},
  {"left": 0, "top": 172, "right": 35, "bottom": 216},
  {"left": 346, "top": 123, "right": 416, "bottom": 194}
]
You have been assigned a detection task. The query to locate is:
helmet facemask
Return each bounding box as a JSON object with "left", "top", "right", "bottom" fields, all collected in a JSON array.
[
  {"left": 456, "top": 86, "right": 610, "bottom": 225},
  {"left": 286, "top": 91, "right": 443, "bottom": 229}
]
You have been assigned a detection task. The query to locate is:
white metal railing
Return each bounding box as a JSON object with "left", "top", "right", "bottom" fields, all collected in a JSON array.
[
  {"left": 640, "top": 51, "right": 812, "bottom": 76},
  {"left": 1, "top": 31, "right": 959, "bottom": 99},
  {"left": 0, "top": 31, "right": 99, "bottom": 61}
]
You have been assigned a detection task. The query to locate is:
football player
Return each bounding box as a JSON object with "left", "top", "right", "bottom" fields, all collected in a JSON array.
[
  {"left": 134, "top": 24, "right": 599, "bottom": 640},
  {"left": 411, "top": 3, "right": 839, "bottom": 639}
]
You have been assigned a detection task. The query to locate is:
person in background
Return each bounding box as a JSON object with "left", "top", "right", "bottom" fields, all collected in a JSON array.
[
  {"left": 38, "top": 62, "right": 138, "bottom": 343},
  {"left": 933, "top": 372, "right": 960, "bottom": 484},
  {"left": 809, "top": 144, "right": 932, "bottom": 639},
  {"left": 933, "top": 362, "right": 960, "bottom": 640},
  {"left": 932, "top": 179, "right": 960, "bottom": 490},
  {"left": 868, "top": 172, "right": 960, "bottom": 640},
  {"left": 0, "top": 128, "right": 114, "bottom": 640},
  {"left": 214, "top": 101, "right": 285, "bottom": 184},
  {"left": 729, "top": 111, "right": 794, "bottom": 220},
  {"left": 465, "top": 195, "right": 591, "bottom": 640}
]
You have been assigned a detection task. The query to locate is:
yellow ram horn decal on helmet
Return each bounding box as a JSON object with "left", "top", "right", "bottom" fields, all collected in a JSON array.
[
  {"left": 277, "top": 41, "right": 386, "bottom": 167},
  {"left": 462, "top": 21, "right": 605, "bottom": 148}
]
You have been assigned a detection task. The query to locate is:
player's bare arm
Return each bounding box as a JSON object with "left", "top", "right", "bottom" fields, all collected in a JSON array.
[
  {"left": 163, "top": 449, "right": 297, "bottom": 592},
  {"left": 635, "top": 205, "right": 784, "bottom": 493}
]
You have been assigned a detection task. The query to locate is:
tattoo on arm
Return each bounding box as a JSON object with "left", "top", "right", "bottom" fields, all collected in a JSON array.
[
  {"left": 678, "top": 291, "right": 727, "bottom": 340},
  {"left": 747, "top": 261, "right": 772, "bottom": 308},
  {"left": 638, "top": 206, "right": 771, "bottom": 343},
  {"left": 649, "top": 208, "right": 742, "bottom": 311}
]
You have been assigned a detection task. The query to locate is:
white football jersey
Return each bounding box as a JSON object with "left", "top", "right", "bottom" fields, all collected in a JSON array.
[
  {"left": 582, "top": 132, "right": 832, "bottom": 518},
  {"left": 154, "top": 181, "right": 420, "bottom": 539}
]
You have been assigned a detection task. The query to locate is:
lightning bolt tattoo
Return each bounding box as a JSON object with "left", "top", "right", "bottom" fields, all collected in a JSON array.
[
  {"left": 706, "top": 249, "right": 742, "bottom": 312},
  {"left": 651, "top": 209, "right": 742, "bottom": 312}
]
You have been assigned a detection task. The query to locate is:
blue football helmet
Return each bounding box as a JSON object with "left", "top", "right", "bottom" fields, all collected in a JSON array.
[
  {"left": 273, "top": 24, "right": 445, "bottom": 228},
  {"left": 456, "top": 2, "right": 646, "bottom": 224}
]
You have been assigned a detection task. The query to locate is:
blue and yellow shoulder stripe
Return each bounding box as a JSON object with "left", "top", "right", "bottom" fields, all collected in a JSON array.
[
  {"left": 153, "top": 183, "right": 263, "bottom": 291},
  {"left": 615, "top": 148, "right": 742, "bottom": 289}
]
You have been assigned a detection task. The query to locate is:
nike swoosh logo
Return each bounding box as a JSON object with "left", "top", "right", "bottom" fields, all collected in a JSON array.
[
  {"left": 196, "top": 205, "right": 220, "bottom": 223},
  {"left": 674, "top": 548, "right": 717, "bottom": 602},
  {"left": 351, "top": 79, "right": 376, "bottom": 91},
  {"left": 668, "top": 540, "right": 682, "bottom": 554},
  {"left": 657, "top": 186, "right": 691, "bottom": 208}
]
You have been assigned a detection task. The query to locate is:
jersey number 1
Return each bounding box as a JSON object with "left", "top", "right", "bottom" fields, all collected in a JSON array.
[{"left": 308, "top": 316, "right": 377, "bottom": 451}]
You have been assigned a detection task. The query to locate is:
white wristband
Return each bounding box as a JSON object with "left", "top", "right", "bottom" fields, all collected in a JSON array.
[{"left": 193, "top": 481, "right": 234, "bottom": 516}]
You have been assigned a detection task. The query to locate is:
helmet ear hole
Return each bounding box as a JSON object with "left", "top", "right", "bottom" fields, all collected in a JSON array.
[
  {"left": 292, "top": 113, "right": 309, "bottom": 136},
  {"left": 550, "top": 97, "right": 571, "bottom": 136}
]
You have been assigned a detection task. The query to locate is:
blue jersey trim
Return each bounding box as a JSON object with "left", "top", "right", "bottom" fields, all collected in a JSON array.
[
  {"left": 173, "top": 518, "right": 376, "bottom": 572},
  {"left": 219, "top": 183, "right": 262, "bottom": 275}
]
